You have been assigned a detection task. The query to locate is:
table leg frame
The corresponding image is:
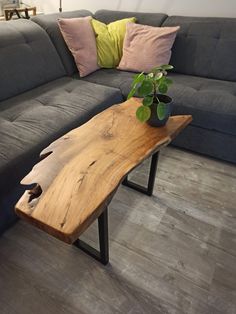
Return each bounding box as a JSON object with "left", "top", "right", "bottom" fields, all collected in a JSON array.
[
  {"left": 73, "top": 207, "right": 109, "bottom": 265},
  {"left": 122, "top": 152, "right": 159, "bottom": 196},
  {"left": 73, "top": 152, "right": 158, "bottom": 264}
]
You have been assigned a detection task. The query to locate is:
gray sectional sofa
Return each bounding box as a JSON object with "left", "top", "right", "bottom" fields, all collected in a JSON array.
[{"left": 0, "top": 9, "right": 236, "bottom": 235}]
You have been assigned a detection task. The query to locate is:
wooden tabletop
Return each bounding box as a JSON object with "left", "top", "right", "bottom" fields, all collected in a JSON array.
[{"left": 15, "top": 98, "right": 192, "bottom": 244}]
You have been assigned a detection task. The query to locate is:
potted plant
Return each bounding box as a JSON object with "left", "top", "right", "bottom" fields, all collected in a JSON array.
[{"left": 127, "top": 64, "right": 174, "bottom": 127}]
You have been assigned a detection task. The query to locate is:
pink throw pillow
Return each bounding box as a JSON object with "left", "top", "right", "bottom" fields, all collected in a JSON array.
[
  {"left": 58, "top": 16, "right": 99, "bottom": 77},
  {"left": 118, "top": 23, "right": 180, "bottom": 73}
]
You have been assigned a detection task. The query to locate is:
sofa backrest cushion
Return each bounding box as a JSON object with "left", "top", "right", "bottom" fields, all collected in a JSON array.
[
  {"left": 163, "top": 16, "right": 236, "bottom": 81},
  {"left": 94, "top": 10, "right": 167, "bottom": 27},
  {"left": 0, "top": 19, "right": 65, "bottom": 102},
  {"left": 32, "top": 10, "right": 93, "bottom": 76}
]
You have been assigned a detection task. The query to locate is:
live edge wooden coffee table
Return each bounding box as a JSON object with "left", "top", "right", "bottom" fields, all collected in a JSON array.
[{"left": 15, "top": 98, "right": 192, "bottom": 265}]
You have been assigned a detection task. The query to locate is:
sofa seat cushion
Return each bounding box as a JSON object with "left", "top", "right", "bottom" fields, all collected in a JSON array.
[
  {"left": 0, "top": 78, "right": 122, "bottom": 194},
  {"left": 81, "top": 70, "right": 236, "bottom": 136},
  {"left": 169, "top": 73, "right": 236, "bottom": 136},
  {"left": 80, "top": 68, "right": 134, "bottom": 97}
]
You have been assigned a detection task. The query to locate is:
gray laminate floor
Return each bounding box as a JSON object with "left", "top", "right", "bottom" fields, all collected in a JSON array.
[{"left": 0, "top": 147, "right": 236, "bottom": 314}]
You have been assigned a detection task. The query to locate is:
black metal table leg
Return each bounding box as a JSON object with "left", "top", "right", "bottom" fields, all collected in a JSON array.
[
  {"left": 73, "top": 207, "right": 109, "bottom": 265},
  {"left": 98, "top": 206, "right": 109, "bottom": 264},
  {"left": 122, "top": 151, "right": 159, "bottom": 196}
]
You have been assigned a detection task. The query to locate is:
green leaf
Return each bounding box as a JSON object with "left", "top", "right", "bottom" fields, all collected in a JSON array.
[
  {"left": 137, "top": 80, "right": 153, "bottom": 97},
  {"left": 160, "top": 64, "right": 174, "bottom": 70},
  {"left": 158, "top": 76, "right": 165, "bottom": 84},
  {"left": 151, "top": 66, "right": 163, "bottom": 73},
  {"left": 143, "top": 96, "right": 153, "bottom": 106},
  {"left": 157, "top": 102, "right": 167, "bottom": 120},
  {"left": 164, "top": 78, "right": 173, "bottom": 85},
  {"left": 158, "top": 83, "right": 168, "bottom": 94},
  {"left": 128, "top": 73, "right": 146, "bottom": 99},
  {"left": 131, "top": 72, "right": 145, "bottom": 88},
  {"left": 147, "top": 73, "right": 154, "bottom": 78},
  {"left": 127, "top": 87, "right": 136, "bottom": 99},
  {"left": 136, "top": 106, "right": 151, "bottom": 122},
  {"left": 154, "top": 72, "right": 163, "bottom": 81}
]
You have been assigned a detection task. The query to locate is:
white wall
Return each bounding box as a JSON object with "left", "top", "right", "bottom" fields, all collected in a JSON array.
[{"left": 31, "top": 0, "right": 236, "bottom": 18}]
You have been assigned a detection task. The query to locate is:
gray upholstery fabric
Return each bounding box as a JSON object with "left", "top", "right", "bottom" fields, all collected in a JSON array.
[
  {"left": 94, "top": 10, "right": 167, "bottom": 26},
  {"left": 169, "top": 73, "right": 236, "bottom": 136},
  {"left": 172, "top": 125, "right": 236, "bottom": 164},
  {"left": 0, "top": 19, "right": 65, "bottom": 102},
  {"left": 1, "top": 10, "right": 236, "bottom": 236},
  {"left": 78, "top": 69, "right": 134, "bottom": 97},
  {"left": 81, "top": 70, "right": 236, "bottom": 136},
  {"left": 163, "top": 16, "right": 236, "bottom": 82},
  {"left": 32, "top": 10, "right": 93, "bottom": 76},
  {"left": 0, "top": 78, "right": 122, "bottom": 195}
]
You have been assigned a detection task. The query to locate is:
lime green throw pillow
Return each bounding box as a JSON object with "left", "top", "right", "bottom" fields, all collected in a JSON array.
[{"left": 91, "top": 17, "right": 136, "bottom": 68}]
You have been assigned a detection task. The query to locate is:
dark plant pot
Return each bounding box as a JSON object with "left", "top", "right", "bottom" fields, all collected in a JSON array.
[{"left": 148, "top": 94, "right": 173, "bottom": 127}]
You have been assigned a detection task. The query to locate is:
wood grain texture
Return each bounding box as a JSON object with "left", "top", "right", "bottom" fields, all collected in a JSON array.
[
  {"left": 15, "top": 98, "right": 192, "bottom": 244},
  {"left": 1, "top": 147, "right": 235, "bottom": 314}
]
